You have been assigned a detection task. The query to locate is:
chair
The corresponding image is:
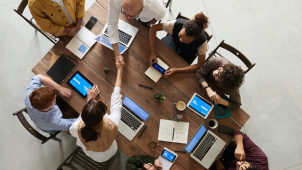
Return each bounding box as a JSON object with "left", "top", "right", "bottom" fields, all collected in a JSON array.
[
  {"left": 57, "top": 147, "right": 119, "bottom": 170},
  {"left": 12, "top": 107, "right": 61, "bottom": 144},
  {"left": 208, "top": 40, "right": 256, "bottom": 74},
  {"left": 176, "top": 12, "right": 213, "bottom": 42},
  {"left": 14, "top": 0, "right": 58, "bottom": 44}
]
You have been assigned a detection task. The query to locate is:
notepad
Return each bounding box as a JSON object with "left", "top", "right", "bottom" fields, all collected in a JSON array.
[
  {"left": 66, "top": 27, "right": 96, "bottom": 59},
  {"left": 158, "top": 119, "right": 189, "bottom": 144},
  {"left": 145, "top": 58, "right": 169, "bottom": 83}
]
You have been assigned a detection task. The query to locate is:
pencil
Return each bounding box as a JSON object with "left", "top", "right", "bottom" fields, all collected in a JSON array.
[
  {"left": 138, "top": 125, "right": 147, "bottom": 139},
  {"left": 138, "top": 84, "right": 153, "bottom": 89}
]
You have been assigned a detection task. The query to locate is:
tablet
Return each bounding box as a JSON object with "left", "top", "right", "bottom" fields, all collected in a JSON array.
[
  {"left": 158, "top": 147, "right": 178, "bottom": 170},
  {"left": 67, "top": 71, "right": 94, "bottom": 98},
  {"left": 187, "top": 93, "right": 214, "bottom": 119},
  {"left": 161, "top": 148, "right": 177, "bottom": 162}
]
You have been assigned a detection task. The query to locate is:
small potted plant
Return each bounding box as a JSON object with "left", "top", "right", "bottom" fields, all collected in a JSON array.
[
  {"left": 104, "top": 66, "right": 111, "bottom": 73},
  {"left": 153, "top": 92, "right": 165, "bottom": 103}
]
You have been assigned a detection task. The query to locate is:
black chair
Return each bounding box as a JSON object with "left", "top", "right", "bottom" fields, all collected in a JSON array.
[
  {"left": 176, "top": 12, "right": 213, "bottom": 42},
  {"left": 12, "top": 107, "right": 61, "bottom": 144},
  {"left": 208, "top": 40, "right": 256, "bottom": 74},
  {"left": 14, "top": 0, "right": 58, "bottom": 44},
  {"left": 57, "top": 147, "right": 119, "bottom": 170}
]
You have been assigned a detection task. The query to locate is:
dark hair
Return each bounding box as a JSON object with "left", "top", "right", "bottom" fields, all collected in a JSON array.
[
  {"left": 220, "top": 63, "right": 245, "bottom": 90},
  {"left": 183, "top": 12, "right": 209, "bottom": 38},
  {"left": 29, "top": 87, "right": 56, "bottom": 111},
  {"left": 81, "top": 99, "right": 107, "bottom": 142}
]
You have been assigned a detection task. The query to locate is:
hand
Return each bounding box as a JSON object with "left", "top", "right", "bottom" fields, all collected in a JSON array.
[
  {"left": 68, "top": 25, "right": 81, "bottom": 36},
  {"left": 206, "top": 88, "right": 218, "bottom": 102},
  {"left": 213, "top": 94, "right": 224, "bottom": 105},
  {"left": 115, "top": 54, "right": 124, "bottom": 65},
  {"left": 115, "top": 59, "right": 124, "bottom": 70},
  {"left": 143, "top": 163, "right": 156, "bottom": 170},
  {"left": 154, "top": 159, "right": 162, "bottom": 169},
  {"left": 234, "top": 145, "right": 245, "bottom": 161},
  {"left": 149, "top": 54, "right": 157, "bottom": 65},
  {"left": 87, "top": 85, "right": 100, "bottom": 102},
  {"left": 63, "top": 27, "right": 72, "bottom": 35},
  {"left": 164, "top": 68, "right": 177, "bottom": 78},
  {"left": 59, "top": 87, "right": 72, "bottom": 98}
]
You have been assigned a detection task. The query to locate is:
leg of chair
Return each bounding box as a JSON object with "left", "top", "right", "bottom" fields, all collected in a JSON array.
[
  {"left": 42, "top": 131, "right": 61, "bottom": 144},
  {"left": 166, "top": 0, "right": 172, "bottom": 11}
]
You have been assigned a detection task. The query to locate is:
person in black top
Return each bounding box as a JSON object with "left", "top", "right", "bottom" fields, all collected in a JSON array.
[{"left": 149, "top": 12, "right": 209, "bottom": 77}]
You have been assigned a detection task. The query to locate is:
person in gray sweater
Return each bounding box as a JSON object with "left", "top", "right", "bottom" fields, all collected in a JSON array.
[{"left": 196, "top": 56, "right": 245, "bottom": 109}]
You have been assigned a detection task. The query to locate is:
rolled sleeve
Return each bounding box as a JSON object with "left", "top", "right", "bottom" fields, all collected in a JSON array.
[
  {"left": 162, "top": 20, "right": 176, "bottom": 35},
  {"left": 75, "top": 0, "right": 85, "bottom": 19},
  {"left": 153, "top": 0, "right": 166, "bottom": 21},
  {"left": 52, "top": 117, "right": 77, "bottom": 132},
  {"left": 107, "top": 0, "right": 121, "bottom": 44},
  {"left": 108, "top": 87, "right": 122, "bottom": 125},
  {"left": 198, "top": 41, "right": 209, "bottom": 56}
]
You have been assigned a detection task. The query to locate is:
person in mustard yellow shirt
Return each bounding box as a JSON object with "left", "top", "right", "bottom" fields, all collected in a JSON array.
[{"left": 28, "top": 0, "right": 85, "bottom": 37}]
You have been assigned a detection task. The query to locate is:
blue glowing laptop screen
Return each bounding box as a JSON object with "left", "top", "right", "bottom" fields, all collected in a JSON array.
[
  {"left": 189, "top": 95, "right": 212, "bottom": 117},
  {"left": 68, "top": 72, "right": 93, "bottom": 97},
  {"left": 185, "top": 125, "right": 207, "bottom": 153},
  {"left": 123, "top": 96, "right": 149, "bottom": 121},
  {"left": 95, "top": 35, "right": 127, "bottom": 54}
]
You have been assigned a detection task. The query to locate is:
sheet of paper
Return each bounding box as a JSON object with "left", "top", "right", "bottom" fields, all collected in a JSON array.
[
  {"left": 145, "top": 58, "right": 169, "bottom": 83},
  {"left": 158, "top": 119, "right": 189, "bottom": 144}
]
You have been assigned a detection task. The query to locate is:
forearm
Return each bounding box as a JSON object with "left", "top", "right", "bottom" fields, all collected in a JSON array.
[
  {"left": 115, "top": 69, "right": 123, "bottom": 87},
  {"left": 173, "top": 64, "right": 200, "bottom": 73},
  {"left": 234, "top": 133, "right": 244, "bottom": 149},
  {"left": 76, "top": 18, "right": 83, "bottom": 27},
  {"left": 112, "top": 43, "right": 120, "bottom": 57},
  {"left": 38, "top": 74, "right": 62, "bottom": 91},
  {"left": 149, "top": 27, "right": 157, "bottom": 56}
]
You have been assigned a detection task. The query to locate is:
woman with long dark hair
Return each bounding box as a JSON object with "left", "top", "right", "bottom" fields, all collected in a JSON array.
[{"left": 69, "top": 61, "right": 124, "bottom": 164}]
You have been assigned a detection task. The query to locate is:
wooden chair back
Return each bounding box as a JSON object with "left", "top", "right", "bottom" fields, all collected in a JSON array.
[
  {"left": 13, "top": 107, "right": 61, "bottom": 144},
  {"left": 208, "top": 40, "right": 256, "bottom": 74},
  {"left": 14, "top": 0, "right": 58, "bottom": 44}
]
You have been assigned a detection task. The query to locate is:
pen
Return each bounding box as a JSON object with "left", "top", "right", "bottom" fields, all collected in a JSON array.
[
  {"left": 172, "top": 127, "right": 175, "bottom": 140},
  {"left": 138, "top": 125, "right": 147, "bottom": 139},
  {"left": 138, "top": 84, "right": 153, "bottom": 90},
  {"left": 174, "top": 150, "right": 186, "bottom": 153}
]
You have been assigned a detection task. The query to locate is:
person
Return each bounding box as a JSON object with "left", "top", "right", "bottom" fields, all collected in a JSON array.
[
  {"left": 69, "top": 61, "right": 124, "bottom": 163},
  {"left": 196, "top": 55, "right": 245, "bottom": 109},
  {"left": 149, "top": 12, "right": 209, "bottom": 78},
  {"left": 214, "top": 131, "right": 269, "bottom": 170},
  {"left": 28, "top": 0, "right": 85, "bottom": 37},
  {"left": 25, "top": 74, "right": 76, "bottom": 133},
  {"left": 126, "top": 155, "right": 162, "bottom": 170},
  {"left": 107, "top": 0, "right": 166, "bottom": 65}
]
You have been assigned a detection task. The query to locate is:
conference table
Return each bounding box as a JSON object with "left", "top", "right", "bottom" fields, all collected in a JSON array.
[{"left": 31, "top": 2, "right": 250, "bottom": 169}]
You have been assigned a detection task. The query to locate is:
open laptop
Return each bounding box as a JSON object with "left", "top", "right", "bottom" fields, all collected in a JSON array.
[
  {"left": 96, "top": 19, "right": 138, "bottom": 54},
  {"left": 185, "top": 125, "right": 226, "bottom": 169},
  {"left": 118, "top": 96, "right": 150, "bottom": 141}
]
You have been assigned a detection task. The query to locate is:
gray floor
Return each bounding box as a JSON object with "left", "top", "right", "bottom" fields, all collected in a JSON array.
[{"left": 1, "top": 0, "right": 302, "bottom": 169}]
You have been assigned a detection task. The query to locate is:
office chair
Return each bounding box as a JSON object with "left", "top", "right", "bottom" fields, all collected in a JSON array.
[
  {"left": 57, "top": 147, "right": 119, "bottom": 170},
  {"left": 14, "top": 0, "right": 58, "bottom": 44},
  {"left": 208, "top": 40, "right": 256, "bottom": 74},
  {"left": 12, "top": 107, "right": 61, "bottom": 144},
  {"left": 176, "top": 12, "right": 213, "bottom": 42}
]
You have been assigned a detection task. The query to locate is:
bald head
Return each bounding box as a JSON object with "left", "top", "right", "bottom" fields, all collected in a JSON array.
[{"left": 122, "top": 0, "right": 143, "bottom": 19}]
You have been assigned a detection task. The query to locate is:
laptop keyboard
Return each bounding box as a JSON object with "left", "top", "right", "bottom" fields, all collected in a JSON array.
[
  {"left": 104, "top": 28, "right": 132, "bottom": 45},
  {"left": 121, "top": 107, "right": 142, "bottom": 131},
  {"left": 193, "top": 133, "right": 217, "bottom": 160}
]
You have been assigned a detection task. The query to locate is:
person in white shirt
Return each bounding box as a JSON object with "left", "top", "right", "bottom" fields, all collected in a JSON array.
[
  {"left": 69, "top": 61, "right": 124, "bottom": 163},
  {"left": 107, "top": 0, "right": 166, "bottom": 65}
]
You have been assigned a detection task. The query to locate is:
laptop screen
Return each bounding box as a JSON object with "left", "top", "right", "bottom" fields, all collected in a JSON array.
[
  {"left": 123, "top": 96, "right": 149, "bottom": 121},
  {"left": 185, "top": 125, "right": 207, "bottom": 153},
  {"left": 188, "top": 94, "right": 212, "bottom": 117},
  {"left": 95, "top": 35, "right": 127, "bottom": 54}
]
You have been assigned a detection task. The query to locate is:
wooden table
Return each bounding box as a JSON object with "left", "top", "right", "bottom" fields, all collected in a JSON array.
[{"left": 32, "top": 2, "right": 250, "bottom": 169}]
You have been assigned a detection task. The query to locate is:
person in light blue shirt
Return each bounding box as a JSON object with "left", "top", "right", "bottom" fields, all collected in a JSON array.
[{"left": 25, "top": 74, "right": 76, "bottom": 134}]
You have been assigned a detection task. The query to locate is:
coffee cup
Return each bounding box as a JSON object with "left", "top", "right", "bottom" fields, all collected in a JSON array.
[
  {"left": 175, "top": 101, "right": 186, "bottom": 111},
  {"left": 208, "top": 119, "right": 218, "bottom": 129},
  {"left": 148, "top": 141, "right": 158, "bottom": 150}
]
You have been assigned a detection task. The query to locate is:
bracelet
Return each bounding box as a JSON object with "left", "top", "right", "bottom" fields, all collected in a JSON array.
[{"left": 204, "top": 85, "right": 209, "bottom": 89}]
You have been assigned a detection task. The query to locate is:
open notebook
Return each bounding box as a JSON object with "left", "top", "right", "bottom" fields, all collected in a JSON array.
[
  {"left": 66, "top": 27, "right": 96, "bottom": 59},
  {"left": 145, "top": 58, "right": 169, "bottom": 83},
  {"left": 158, "top": 119, "right": 189, "bottom": 144}
]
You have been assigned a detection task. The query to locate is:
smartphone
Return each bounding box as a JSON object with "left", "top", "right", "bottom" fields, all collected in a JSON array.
[
  {"left": 85, "top": 16, "right": 97, "bottom": 30},
  {"left": 152, "top": 62, "right": 166, "bottom": 74},
  {"left": 161, "top": 149, "right": 177, "bottom": 162},
  {"left": 218, "top": 124, "right": 234, "bottom": 136}
]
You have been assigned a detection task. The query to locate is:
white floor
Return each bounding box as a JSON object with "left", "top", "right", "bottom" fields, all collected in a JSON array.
[{"left": 1, "top": 0, "right": 302, "bottom": 169}]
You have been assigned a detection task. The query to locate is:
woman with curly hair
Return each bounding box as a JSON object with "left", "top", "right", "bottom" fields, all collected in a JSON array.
[{"left": 196, "top": 56, "right": 245, "bottom": 109}]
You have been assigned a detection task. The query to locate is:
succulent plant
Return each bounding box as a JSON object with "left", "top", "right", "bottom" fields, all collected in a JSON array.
[
  {"left": 153, "top": 91, "right": 164, "bottom": 103},
  {"left": 104, "top": 66, "right": 111, "bottom": 73}
]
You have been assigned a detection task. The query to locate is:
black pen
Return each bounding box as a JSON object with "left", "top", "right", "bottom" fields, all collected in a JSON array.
[
  {"left": 174, "top": 150, "right": 186, "bottom": 153},
  {"left": 138, "top": 125, "right": 147, "bottom": 139},
  {"left": 172, "top": 127, "right": 175, "bottom": 140},
  {"left": 138, "top": 84, "right": 153, "bottom": 90}
]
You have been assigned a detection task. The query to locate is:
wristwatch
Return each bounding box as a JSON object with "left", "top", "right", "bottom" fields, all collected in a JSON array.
[{"left": 204, "top": 85, "right": 209, "bottom": 89}]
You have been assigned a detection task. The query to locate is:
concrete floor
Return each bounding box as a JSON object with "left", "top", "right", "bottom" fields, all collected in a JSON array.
[{"left": 1, "top": 0, "right": 302, "bottom": 169}]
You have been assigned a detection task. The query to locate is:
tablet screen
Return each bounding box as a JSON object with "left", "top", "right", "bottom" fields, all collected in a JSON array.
[
  {"left": 67, "top": 71, "right": 93, "bottom": 97},
  {"left": 161, "top": 149, "right": 176, "bottom": 162},
  {"left": 188, "top": 94, "right": 212, "bottom": 117}
]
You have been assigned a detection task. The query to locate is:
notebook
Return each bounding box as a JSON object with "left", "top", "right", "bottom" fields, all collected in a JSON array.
[
  {"left": 66, "top": 27, "right": 96, "bottom": 59},
  {"left": 46, "top": 54, "right": 75, "bottom": 83},
  {"left": 158, "top": 119, "right": 189, "bottom": 144},
  {"left": 145, "top": 58, "right": 169, "bottom": 83}
]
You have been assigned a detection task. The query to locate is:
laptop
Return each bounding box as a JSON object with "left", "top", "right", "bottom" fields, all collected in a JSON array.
[
  {"left": 185, "top": 125, "right": 226, "bottom": 169},
  {"left": 96, "top": 19, "right": 139, "bottom": 54},
  {"left": 118, "top": 96, "right": 150, "bottom": 141}
]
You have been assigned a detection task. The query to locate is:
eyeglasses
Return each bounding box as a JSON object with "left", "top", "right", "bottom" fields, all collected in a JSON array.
[{"left": 120, "top": 7, "right": 141, "bottom": 19}]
